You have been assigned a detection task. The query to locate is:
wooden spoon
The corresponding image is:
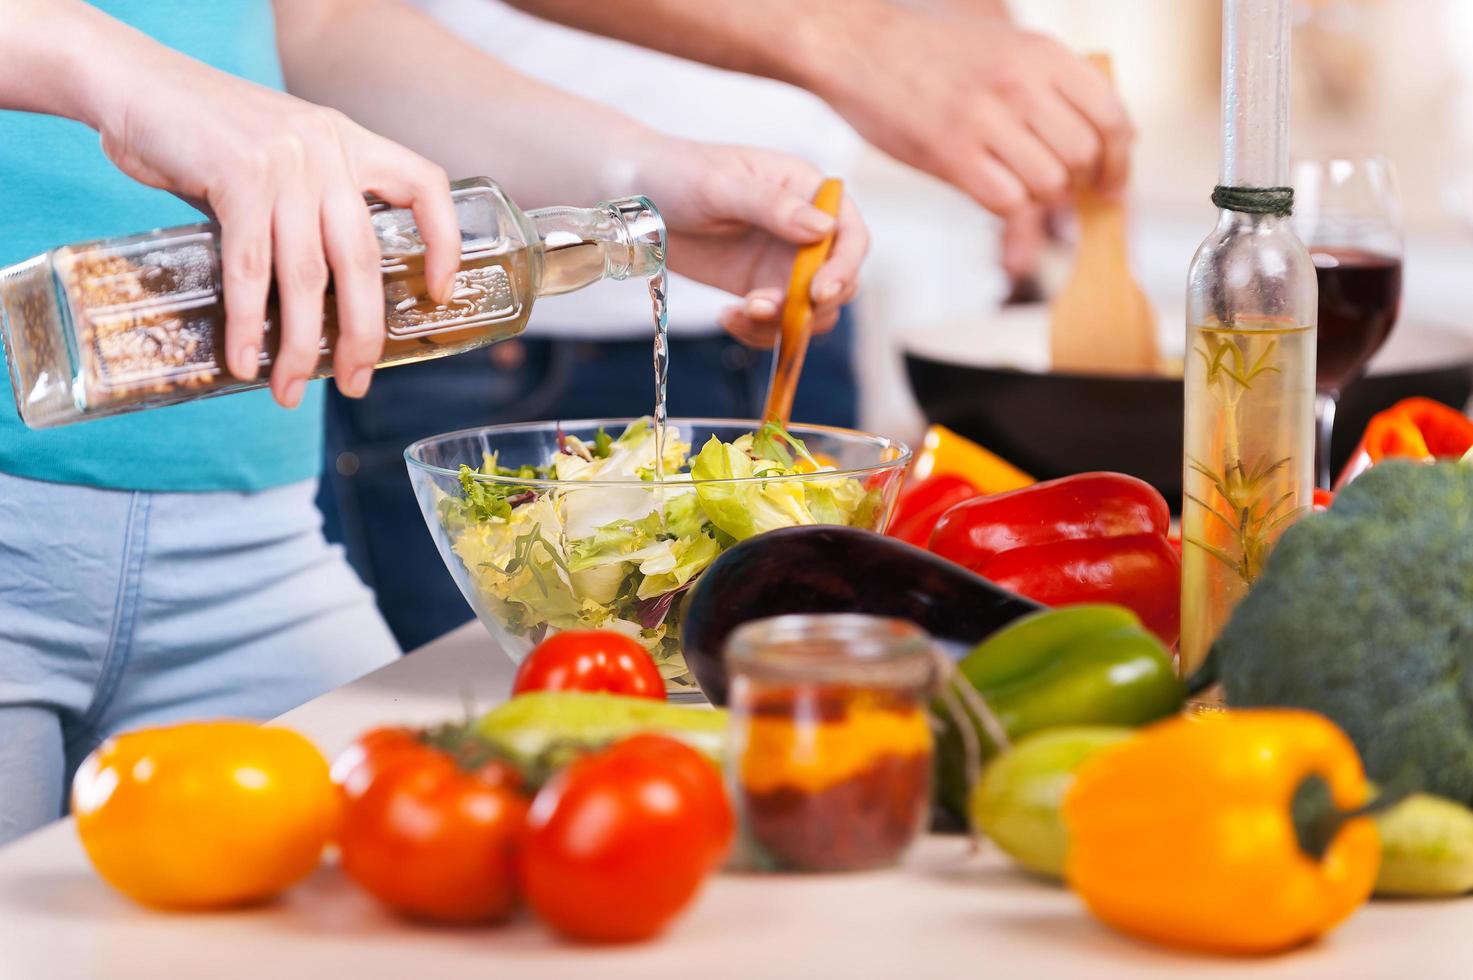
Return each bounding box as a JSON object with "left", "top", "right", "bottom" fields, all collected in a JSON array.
[
  {"left": 1049, "top": 54, "right": 1160, "bottom": 375},
  {"left": 762, "top": 178, "right": 845, "bottom": 425}
]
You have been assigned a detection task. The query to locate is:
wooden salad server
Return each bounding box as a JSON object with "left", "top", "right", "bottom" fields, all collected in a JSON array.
[
  {"left": 762, "top": 178, "right": 844, "bottom": 425},
  {"left": 1049, "top": 54, "right": 1161, "bottom": 375}
]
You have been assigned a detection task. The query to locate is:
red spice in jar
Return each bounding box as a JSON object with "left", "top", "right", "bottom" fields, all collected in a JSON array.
[{"left": 736, "top": 683, "right": 933, "bottom": 872}]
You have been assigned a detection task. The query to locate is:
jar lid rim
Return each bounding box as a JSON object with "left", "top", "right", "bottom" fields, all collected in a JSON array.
[{"left": 724, "top": 613, "right": 935, "bottom": 687}]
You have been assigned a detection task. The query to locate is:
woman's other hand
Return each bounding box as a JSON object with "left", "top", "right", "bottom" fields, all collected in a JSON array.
[{"left": 632, "top": 140, "right": 868, "bottom": 348}]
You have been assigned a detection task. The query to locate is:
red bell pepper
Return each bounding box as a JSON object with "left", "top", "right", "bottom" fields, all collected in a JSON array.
[
  {"left": 1336, "top": 398, "right": 1473, "bottom": 489},
  {"left": 928, "top": 472, "right": 1181, "bottom": 647},
  {"left": 887, "top": 474, "right": 980, "bottom": 547}
]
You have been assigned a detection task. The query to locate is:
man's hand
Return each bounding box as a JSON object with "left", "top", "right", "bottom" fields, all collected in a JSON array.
[
  {"left": 813, "top": 11, "right": 1132, "bottom": 217},
  {"left": 503, "top": 0, "right": 1134, "bottom": 219},
  {"left": 630, "top": 140, "right": 868, "bottom": 348}
]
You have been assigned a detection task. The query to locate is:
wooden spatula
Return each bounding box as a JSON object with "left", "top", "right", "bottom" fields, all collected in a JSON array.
[
  {"left": 1049, "top": 54, "right": 1160, "bottom": 375},
  {"left": 763, "top": 178, "right": 844, "bottom": 425}
]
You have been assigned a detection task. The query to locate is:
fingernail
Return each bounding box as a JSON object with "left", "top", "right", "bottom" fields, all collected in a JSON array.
[
  {"left": 796, "top": 209, "right": 835, "bottom": 237},
  {"left": 747, "top": 298, "right": 779, "bottom": 319},
  {"left": 283, "top": 378, "right": 306, "bottom": 409},
  {"left": 237, "top": 345, "right": 260, "bottom": 380},
  {"left": 433, "top": 273, "right": 458, "bottom": 306},
  {"left": 817, "top": 280, "right": 843, "bottom": 304},
  {"left": 345, "top": 368, "right": 373, "bottom": 398}
]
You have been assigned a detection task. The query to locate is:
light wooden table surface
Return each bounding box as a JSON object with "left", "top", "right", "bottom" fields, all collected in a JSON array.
[{"left": 0, "top": 622, "right": 1462, "bottom": 980}]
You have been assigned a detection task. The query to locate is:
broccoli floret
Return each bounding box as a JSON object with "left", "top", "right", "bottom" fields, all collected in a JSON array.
[{"left": 1215, "top": 461, "right": 1473, "bottom": 804}]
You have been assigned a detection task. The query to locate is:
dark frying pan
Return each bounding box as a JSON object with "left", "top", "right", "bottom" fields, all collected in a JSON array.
[{"left": 904, "top": 308, "right": 1473, "bottom": 508}]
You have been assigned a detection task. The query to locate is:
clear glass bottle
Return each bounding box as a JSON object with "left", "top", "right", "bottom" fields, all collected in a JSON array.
[
  {"left": 0, "top": 178, "right": 664, "bottom": 428},
  {"left": 726, "top": 614, "right": 935, "bottom": 873},
  {"left": 1180, "top": 0, "right": 1318, "bottom": 677}
]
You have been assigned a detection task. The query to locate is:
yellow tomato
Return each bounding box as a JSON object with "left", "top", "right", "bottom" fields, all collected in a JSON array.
[{"left": 72, "top": 721, "right": 337, "bottom": 910}]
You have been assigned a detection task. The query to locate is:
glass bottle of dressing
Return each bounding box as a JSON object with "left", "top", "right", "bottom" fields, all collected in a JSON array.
[
  {"left": 1180, "top": 0, "right": 1318, "bottom": 677},
  {"left": 0, "top": 178, "right": 663, "bottom": 428}
]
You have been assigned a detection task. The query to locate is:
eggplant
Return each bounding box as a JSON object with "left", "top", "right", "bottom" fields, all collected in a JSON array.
[{"left": 680, "top": 525, "right": 1042, "bottom": 705}]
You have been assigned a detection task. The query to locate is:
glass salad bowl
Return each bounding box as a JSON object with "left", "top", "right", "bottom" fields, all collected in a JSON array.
[{"left": 405, "top": 418, "right": 911, "bottom": 699}]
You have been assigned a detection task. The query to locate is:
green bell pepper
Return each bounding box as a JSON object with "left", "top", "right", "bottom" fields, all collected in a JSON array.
[{"left": 935, "top": 603, "right": 1185, "bottom": 817}]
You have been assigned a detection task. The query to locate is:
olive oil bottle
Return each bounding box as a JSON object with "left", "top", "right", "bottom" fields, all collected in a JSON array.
[{"left": 1180, "top": 0, "right": 1317, "bottom": 677}]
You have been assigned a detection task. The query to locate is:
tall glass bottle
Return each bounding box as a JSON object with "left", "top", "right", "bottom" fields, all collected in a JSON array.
[
  {"left": 0, "top": 178, "right": 664, "bottom": 428},
  {"left": 1180, "top": 0, "right": 1317, "bottom": 676}
]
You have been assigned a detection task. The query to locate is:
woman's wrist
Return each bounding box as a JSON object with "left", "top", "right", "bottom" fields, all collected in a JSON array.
[{"left": 593, "top": 123, "right": 685, "bottom": 203}]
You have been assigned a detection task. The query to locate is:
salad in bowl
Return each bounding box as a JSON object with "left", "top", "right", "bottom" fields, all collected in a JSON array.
[{"left": 406, "top": 418, "right": 910, "bottom": 697}]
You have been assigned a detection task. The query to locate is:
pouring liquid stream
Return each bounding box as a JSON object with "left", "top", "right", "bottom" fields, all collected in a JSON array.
[{"left": 649, "top": 269, "right": 670, "bottom": 482}]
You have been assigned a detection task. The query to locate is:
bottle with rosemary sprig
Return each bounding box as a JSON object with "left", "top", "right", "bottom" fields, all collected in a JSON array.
[{"left": 1180, "top": 0, "right": 1317, "bottom": 678}]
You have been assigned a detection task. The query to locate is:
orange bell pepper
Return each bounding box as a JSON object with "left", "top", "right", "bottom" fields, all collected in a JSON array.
[
  {"left": 1336, "top": 398, "right": 1473, "bottom": 489},
  {"left": 910, "top": 425, "right": 1034, "bottom": 495},
  {"left": 1062, "top": 709, "right": 1379, "bottom": 955}
]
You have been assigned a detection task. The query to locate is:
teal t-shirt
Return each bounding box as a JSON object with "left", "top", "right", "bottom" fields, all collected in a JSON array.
[{"left": 0, "top": 0, "right": 322, "bottom": 492}]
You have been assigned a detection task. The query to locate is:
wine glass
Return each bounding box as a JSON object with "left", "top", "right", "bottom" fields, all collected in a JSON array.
[{"left": 1292, "top": 157, "right": 1404, "bottom": 488}]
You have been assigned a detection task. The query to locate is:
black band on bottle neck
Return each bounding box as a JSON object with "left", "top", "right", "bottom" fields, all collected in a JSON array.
[{"left": 1211, "top": 185, "right": 1294, "bottom": 216}]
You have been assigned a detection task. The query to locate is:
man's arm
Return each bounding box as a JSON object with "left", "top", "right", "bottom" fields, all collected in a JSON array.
[{"left": 500, "top": 0, "right": 1131, "bottom": 217}]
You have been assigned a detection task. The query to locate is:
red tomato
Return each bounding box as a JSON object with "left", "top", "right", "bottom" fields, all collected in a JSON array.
[
  {"left": 513, "top": 631, "right": 665, "bottom": 700},
  {"left": 330, "top": 727, "right": 423, "bottom": 804},
  {"left": 520, "top": 734, "right": 733, "bottom": 943},
  {"left": 334, "top": 732, "right": 528, "bottom": 924}
]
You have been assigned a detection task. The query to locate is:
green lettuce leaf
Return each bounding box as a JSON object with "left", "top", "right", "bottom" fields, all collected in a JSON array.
[
  {"left": 690, "top": 435, "right": 815, "bottom": 540},
  {"left": 805, "top": 475, "right": 876, "bottom": 526},
  {"left": 636, "top": 531, "right": 722, "bottom": 599},
  {"left": 662, "top": 490, "right": 708, "bottom": 541},
  {"left": 566, "top": 511, "right": 665, "bottom": 571}
]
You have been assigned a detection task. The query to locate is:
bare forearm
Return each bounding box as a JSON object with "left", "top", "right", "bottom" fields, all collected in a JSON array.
[
  {"left": 274, "top": 0, "right": 660, "bottom": 206},
  {"left": 498, "top": 0, "right": 1003, "bottom": 125},
  {"left": 506, "top": 0, "right": 1130, "bottom": 216},
  {"left": 892, "top": 0, "right": 1009, "bottom": 15},
  {"left": 501, "top": 0, "right": 889, "bottom": 96},
  {"left": 0, "top": 0, "right": 167, "bottom": 127}
]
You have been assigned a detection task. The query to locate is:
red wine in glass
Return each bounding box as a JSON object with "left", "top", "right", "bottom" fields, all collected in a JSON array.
[
  {"left": 1295, "top": 157, "right": 1402, "bottom": 488},
  {"left": 1312, "top": 247, "right": 1403, "bottom": 394}
]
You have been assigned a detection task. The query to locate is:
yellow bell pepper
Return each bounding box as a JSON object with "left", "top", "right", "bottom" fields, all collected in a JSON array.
[
  {"left": 1062, "top": 709, "right": 1379, "bottom": 955},
  {"left": 910, "top": 424, "right": 1033, "bottom": 494}
]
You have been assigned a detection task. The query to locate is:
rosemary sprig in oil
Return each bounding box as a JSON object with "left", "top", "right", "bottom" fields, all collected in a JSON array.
[
  {"left": 1195, "top": 332, "right": 1280, "bottom": 392},
  {"left": 1184, "top": 454, "right": 1305, "bottom": 584}
]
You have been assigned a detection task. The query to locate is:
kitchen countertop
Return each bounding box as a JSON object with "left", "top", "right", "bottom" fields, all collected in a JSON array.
[{"left": 0, "top": 622, "right": 1464, "bottom": 980}]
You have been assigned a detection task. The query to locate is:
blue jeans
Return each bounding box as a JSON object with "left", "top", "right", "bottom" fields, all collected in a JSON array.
[
  {"left": 319, "top": 313, "right": 858, "bottom": 650},
  {"left": 0, "top": 473, "right": 398, "bottom": 844}
]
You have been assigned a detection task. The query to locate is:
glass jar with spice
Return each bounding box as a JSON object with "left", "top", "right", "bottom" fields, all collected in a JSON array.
[{"left": 727, "top": 614, "right": 935, "bottom": 873}]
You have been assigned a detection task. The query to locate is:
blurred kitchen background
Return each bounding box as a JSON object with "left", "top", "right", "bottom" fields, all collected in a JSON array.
[
  {"left": 851, "top": 0, "right": 1473, "bottom": 441},
  {"left": 478, "top": 0, "right": 1473, "bottom": 445},
  {"left": 332, "top": 0, "right": 1473, "bottom": 648}
]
